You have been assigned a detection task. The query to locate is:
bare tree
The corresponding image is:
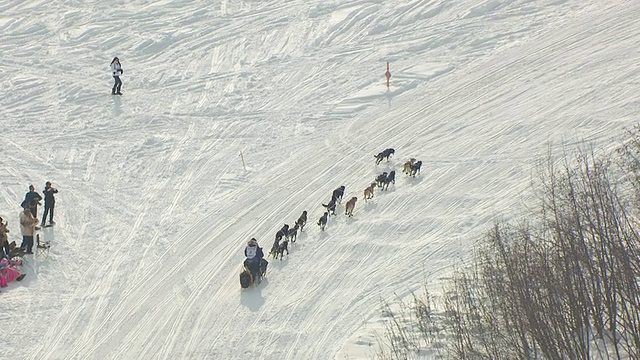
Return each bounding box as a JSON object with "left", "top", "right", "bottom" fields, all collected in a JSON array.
[{"left": 378, "top": 129, "right": 640, "bottom": 359}]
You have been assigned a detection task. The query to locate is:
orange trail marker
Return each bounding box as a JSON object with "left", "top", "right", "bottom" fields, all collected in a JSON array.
[{"left": 385, "top": 62, "right": 391, "bottom": 89}]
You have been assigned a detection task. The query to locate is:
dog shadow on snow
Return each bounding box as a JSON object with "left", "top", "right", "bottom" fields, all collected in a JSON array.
[
  {"left": 297, "top": 231, "right": 310, "bottom": 242},
  {"left": 362, "top": 201, "right": 378, "bottom": 212},
  {"left": 269, "top": 254, "right": 290, "bottom": 270},
  {"left": 404, "top": 175, "right": 424, "bottom": 185},
  {"left": 344, "top": 215, "right": 359, "bottom": 226},
  {"left": 382, "top": 184, "right": 398, "bottom": 193},
  {"left": 317, "top": 227, "right": 330, "bottom": 242}
]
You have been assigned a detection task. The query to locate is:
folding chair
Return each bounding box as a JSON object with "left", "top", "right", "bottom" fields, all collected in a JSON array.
[{"left": 36, "top": 233, "right": 51, "bottom": 257}]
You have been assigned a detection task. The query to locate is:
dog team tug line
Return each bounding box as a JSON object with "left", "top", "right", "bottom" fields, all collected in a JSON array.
[{"left": 239, "top": 147, "right": 421, "bottom": 288}]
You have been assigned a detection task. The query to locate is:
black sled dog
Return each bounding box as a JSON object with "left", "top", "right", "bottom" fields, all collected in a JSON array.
[
  {"left": 274, "top": 239, "right": 289, "bottom": 260},
  {"left": 331, "top": 186, "right": 346, "bottom": 203},
  {"left": 318, "top": 212, "right": 329, "bottom": 231},
  {"left": 382, "top": 170, "right": 396, "bottom": 190},
  {"left": 410, "top": 161, "right": 422, "bottom": 177},
  {"left": 295, "top": 211, "right": 307, "bottom": 231},
  {"left": 374, "top": 148, "right": 395, "bottom": 165},
  {"left": 322, "top": 198, "right": 337, "bottom": 216}
]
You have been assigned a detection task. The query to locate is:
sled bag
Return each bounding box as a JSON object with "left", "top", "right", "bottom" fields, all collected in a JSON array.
[{"left": 240, "top": 271, "right": 252, "bottom": 289}]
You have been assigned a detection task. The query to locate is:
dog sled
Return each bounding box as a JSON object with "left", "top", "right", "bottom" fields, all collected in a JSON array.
[{"left": 240, "top": 258, "right": 268, "bottom": 288}]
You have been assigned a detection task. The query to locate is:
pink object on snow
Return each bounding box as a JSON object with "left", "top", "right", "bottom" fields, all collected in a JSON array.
[{"left": 0, "top": 258, "right": 22, "bottom": 286}]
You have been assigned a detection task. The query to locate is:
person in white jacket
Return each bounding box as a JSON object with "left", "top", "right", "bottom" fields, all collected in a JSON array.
[
  {"left": 110, "top": 57, "right": 123, "bottom": 95},
  {"left": 19, "top": 206, "right": 39, "bottom": 254}
]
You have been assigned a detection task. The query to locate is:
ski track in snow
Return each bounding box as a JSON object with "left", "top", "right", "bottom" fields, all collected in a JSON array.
[{"left": 0, "top": 0, "right": 639, "bottom": 359}]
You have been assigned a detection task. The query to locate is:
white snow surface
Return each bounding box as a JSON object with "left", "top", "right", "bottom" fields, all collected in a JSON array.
[{"left": 1, "top": 0, "right": 639, "bottom": 359}]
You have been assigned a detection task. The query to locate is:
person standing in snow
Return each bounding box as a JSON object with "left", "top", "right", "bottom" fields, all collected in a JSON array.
[
  {"left": 0, "top": 217, "right": 10, "bottom": 259},
  {"left": 41, "top": 181, "right": 58, "bottom": 226},
  {"left": 19, "top": 206, "right": 39, "bottom": 254},
  {"left": 21, "top": 184, "right": 42, "bottom": 219},
  {"left": 110, "top": 57, "right": 123, "bottom": 95}
]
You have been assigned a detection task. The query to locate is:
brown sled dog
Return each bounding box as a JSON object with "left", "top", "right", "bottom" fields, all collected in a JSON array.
[
  {"left": 344, "top": 197, "right": 358, "bottom": 217},
  {"left": 402, "top": 158, "right": 416, "bottom": 175},
  {"left": 363, "top": 182, "right": 376, "bottom": 201}
]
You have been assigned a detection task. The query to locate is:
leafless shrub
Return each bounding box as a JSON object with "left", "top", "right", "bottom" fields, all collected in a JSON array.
[
  {"left": 378, "top": 128, "right": 640, "bottom": 359},
  {"left": 375, "top": 289, "right": 444, "bottom": 360}
]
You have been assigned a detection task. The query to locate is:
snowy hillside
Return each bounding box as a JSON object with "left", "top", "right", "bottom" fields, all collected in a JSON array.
[{"left": 1, "top": 0, "right": 638, "bottom": 359}]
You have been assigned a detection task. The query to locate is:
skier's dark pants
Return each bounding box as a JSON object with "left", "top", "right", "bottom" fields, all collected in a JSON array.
[
  {"left": 42, "top": 202, "right": 54, "bottom": 224},
  {"left": 21, "top": 235, "right": 34, "bottom": 253},
  {"left": 112, "top": 76, "right": 122, "bottom": 93}
]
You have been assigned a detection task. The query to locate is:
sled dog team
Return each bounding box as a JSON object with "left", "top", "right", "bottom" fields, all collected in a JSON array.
[{"left": 241, "top": 147, "right": 421, "bottom": 288}]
